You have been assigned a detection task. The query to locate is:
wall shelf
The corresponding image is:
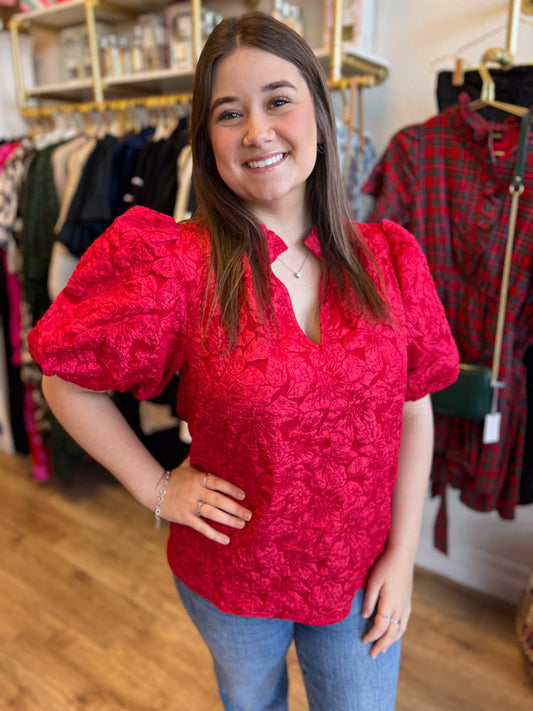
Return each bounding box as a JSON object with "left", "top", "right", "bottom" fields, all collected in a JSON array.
[{"left": 10, "top": 0, "right": 389, "bottom": 116}]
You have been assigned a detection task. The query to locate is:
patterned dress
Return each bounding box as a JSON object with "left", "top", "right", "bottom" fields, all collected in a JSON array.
[{"left": 365, "top": 94, "right": 533, "bottom": 550}]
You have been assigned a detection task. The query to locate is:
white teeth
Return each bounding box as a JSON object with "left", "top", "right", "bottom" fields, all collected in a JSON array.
[{"left": 247, "top": 154, "right": 285, "bottom": 169}]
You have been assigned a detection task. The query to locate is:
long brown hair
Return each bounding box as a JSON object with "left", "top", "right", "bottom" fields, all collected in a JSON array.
[{"left": 191, "top": 11, "right": 388, "bottom": 343}]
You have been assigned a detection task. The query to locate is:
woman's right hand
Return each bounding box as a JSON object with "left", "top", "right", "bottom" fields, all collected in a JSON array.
[{"left": 158, "top": 458, "right": 252, "bottom": 545}]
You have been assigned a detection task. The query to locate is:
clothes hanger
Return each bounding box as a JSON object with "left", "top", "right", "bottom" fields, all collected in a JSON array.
[
  {"left": 466, "top": 0, "right": 531, "bottom": 119},
  {"left": 468, "top": 64, "right": 530, "bottom": 117}
]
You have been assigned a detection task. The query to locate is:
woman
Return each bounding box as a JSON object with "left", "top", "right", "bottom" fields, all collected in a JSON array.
[{"left": 28, "top": 12, "right": 459, "bottom": 711}]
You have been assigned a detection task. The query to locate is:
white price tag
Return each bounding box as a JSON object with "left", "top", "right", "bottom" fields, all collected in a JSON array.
[{"left": 483, "top": 412, "right": 502, "bottom": 444}]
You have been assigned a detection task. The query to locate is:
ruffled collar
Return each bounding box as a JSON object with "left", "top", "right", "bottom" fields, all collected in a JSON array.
[
  {"left": 260, "top": 224, "right": 322, "bottom": 264},
  {"left": 457, "top": 91, "right": 531, "bottom": 143}
]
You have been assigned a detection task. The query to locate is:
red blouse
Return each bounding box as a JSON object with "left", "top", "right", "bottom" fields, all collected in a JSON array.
[{"left": 28, "top": 206, "right": 458, "bottom": 624}]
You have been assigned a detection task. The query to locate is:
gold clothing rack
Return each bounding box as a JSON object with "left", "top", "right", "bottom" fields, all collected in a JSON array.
[
  {"left": 19, "top": 92, "right": 192, "bottom": 119},
  {"left": 18, "top": 76, "right": 373, "bottom": 120}
]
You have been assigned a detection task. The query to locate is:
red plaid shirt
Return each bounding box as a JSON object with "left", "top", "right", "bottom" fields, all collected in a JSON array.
[{"left": 365, "top": 94, "right": 533, "bottom": 551}]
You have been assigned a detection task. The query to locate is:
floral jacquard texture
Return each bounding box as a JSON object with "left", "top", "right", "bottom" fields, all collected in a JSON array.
[{"left": 28, "top": 206, "right": 459, "bottom": 625}]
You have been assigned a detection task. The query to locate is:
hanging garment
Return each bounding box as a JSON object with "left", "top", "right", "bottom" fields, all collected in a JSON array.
[
  {"left": 51, "top": 134, "right": 89, "bottom": 206},
  {"left": 139, "top": 118, "right": 191, "bottom": 215},
  {"left": 54, "top": 136, "right": 98, "bottom": 235},
  {"left": 0, "top": 140, "right": 33, "bottom": 457},
  {"left": 436, "top": 66, "right": 533, "bottom": 114},
  {"left": 0, "top": 249, "right": 26, "bottom": 454},
  {"left": 364, "top": 94, "right": 533, "bottom": 551},
  {"left": 56, "top": 134, "right": 118, "bottom": 257},
  {"left": 336, "top": 119, "right": 377, "bottom": 221},
  {"left": 0, "top": 139, "right": 29, "bottom": 249},
  {"left": 111, "top": 126, "right": 155, "bottom": 216},
  {"left": 16, "top": 140, "right": 86, "bottom": 481},
  {"left": 0, "top": 141, "right": 20, "bottom": 171},
  {"left": 20, "top": 142, "right": 61, "bottom": 324},
  {"left": 11, "top": 117, "right": 194, "bottom": 480}
]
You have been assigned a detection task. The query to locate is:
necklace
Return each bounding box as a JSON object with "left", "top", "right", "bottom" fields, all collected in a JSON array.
[{"left": 277, "top": 249, "right": 309, "bottom": 279}]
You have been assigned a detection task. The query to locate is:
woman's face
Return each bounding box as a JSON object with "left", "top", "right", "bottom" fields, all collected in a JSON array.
[{"left": 208, "top": 46, "right": 320, "bottom": 218}]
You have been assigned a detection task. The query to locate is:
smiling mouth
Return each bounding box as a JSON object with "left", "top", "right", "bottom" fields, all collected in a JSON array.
[{"left": 245, "top": 153, "right": 287, "bottom": 169}]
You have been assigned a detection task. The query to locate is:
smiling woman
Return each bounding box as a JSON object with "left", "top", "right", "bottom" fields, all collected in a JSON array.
[
  {"left": 207, "top": 48, "right": 319, "bottom": 218},
  {"left": 190, "top": 12, "right": 390, "bottom": 348},
  {"left": 27, "top": 11, "right": 459, "bottom": 711}
]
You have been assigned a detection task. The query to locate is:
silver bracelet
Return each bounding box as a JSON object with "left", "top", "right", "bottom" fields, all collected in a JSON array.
[{"left": 154, "top": 469, "right": 171, "bottom": 530}]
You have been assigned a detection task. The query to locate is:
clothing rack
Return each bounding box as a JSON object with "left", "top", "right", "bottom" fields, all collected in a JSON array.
[
  {"left": 18, "top": 76, "right": 374, "bottom": 121},
  {"left": 329, "top": 75, "right": 376, "bottom": 92},
  {"left": 19, "top": 92, "right": 192, "bottom": 119}
]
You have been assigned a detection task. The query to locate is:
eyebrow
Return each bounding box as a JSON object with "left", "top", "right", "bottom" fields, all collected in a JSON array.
[{"left": 210, "top": 80, "right": 298, "bottom": 115}]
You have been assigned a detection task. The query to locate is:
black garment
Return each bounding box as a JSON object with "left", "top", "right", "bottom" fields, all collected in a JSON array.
[
  {"left": 436, "top": 66, "right": 533, "bottom": 115},
  {"left": 121, "top": 141, "right": 153, "bottom": 210},
  {"left": 141, "top": 118, "right": 190, "bottom": 215},
  {"left": 111, "top": 127, "right": 155, "bottom": 217},
  {"left": 56, "top": 134, "right": 118, "bottom": 257}
]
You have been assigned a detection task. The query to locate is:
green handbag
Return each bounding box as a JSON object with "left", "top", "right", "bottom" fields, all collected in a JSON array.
[
  {"left": 431, "top": 110, "right": 531, "bottom": 426},
  {"left": 431, "top": 364, "right": 492, "bottom": 422}
]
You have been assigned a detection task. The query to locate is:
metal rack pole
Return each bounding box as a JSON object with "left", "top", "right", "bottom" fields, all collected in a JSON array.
[
  {"left": 330, "top": 0, "right": 343, "bottom": 82},
  {"left": 85, "top": 0, "right": 103, "bottom": 102},
  {"left": 191, "top": 0, "right": 202, "bottom": 65},
  {"left": 505, "top": 0, "right": 522, "bottom": 56},
  {"left": 9, "top": 16, "right": 27, "bottom": 111}
]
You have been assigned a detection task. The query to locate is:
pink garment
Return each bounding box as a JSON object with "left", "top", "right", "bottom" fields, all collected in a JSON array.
[
  {"left": 28, "top": 206, "right": 458, "bottom": 624},
  {"left": 1, "top": 250, "right": 22, "bottom": 365},
  {"left": 7, "top": 270, "right": 22, "bottom": 366},
  {"left": 0, "top": 142, "right": 20, "bottom": 171},
  {"left": 23, "top": 384, "right": 52, "bottom": 483}
]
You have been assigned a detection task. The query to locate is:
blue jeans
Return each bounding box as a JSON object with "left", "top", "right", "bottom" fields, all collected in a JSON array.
[{"left": 174, "top": 578, "right": 400, "bottom": 711}]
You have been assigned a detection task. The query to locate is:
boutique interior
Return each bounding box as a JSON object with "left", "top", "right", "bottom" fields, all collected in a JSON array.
[{"left": 0, "top": 0, "right": 532, "bottom": 709}]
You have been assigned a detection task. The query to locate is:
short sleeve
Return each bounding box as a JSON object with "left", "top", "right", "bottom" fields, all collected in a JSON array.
[
  {"left": 28, "top": 206, "right": 188, "bottom": 400},
  {"left": 380, "top": 219, "right": 459, "bottom": 401}
]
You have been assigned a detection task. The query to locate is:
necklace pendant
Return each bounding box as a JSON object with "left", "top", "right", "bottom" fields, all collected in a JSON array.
[{"left": 294, "top": 271, "right": 302, "bottom": 278}]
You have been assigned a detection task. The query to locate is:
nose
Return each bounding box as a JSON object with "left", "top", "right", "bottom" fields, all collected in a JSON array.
[{"left": 242, "top": 111, "right": 274, "bottom": 147}]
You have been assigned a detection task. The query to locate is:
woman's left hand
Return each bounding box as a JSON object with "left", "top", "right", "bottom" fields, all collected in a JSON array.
[{"left": 360, "top": 545, "right": 415, "bottom": 659}]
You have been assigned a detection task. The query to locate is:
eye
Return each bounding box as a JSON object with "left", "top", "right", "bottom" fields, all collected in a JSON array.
[
  {"left": 269, "top": 96, "right": 292, "bottom": 109},
  {"left": 215, "top": 109, "right": 241, "bottom": 122}
]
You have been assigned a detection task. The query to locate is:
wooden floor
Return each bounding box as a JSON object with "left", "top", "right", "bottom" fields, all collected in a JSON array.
[{"left": 1, "top": 452, "right": 531, "bottom": 711}]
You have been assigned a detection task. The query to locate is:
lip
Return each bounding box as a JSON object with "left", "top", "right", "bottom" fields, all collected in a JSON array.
[{"left": 243, "top": 152, "right": 287, "bottom": 170}]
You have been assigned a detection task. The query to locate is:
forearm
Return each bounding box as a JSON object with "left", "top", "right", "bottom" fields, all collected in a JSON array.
[
  {"left": 42, "top": 374, "right": 166, "bottom": 511},
  {"left": 387, "top": 394, "right": 434, "bottom": 560},
  {"left": 362, "top": 395, "right": 434, "bottom": 655}
]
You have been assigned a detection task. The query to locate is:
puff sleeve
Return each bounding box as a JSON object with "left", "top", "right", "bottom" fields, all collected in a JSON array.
[
  {"left": 380, "top": 219, "right": 459, "bottom": 401},
  {"left": 28, "top": 206, "right": 189, "bottom": 400}
]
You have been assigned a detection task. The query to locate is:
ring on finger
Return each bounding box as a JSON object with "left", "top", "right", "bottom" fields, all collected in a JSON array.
[
  {"left": 391, "top": 618, "right": 401, "bottom": 625},
  {"left": 379, "top": 613, "right": 391, "bottom": 620},
  {"left": 196, "top": 500, "right": 206, "bottom": 516},
  {"left": 202, "top": 474, "right": 208, "bottom": 488}
]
